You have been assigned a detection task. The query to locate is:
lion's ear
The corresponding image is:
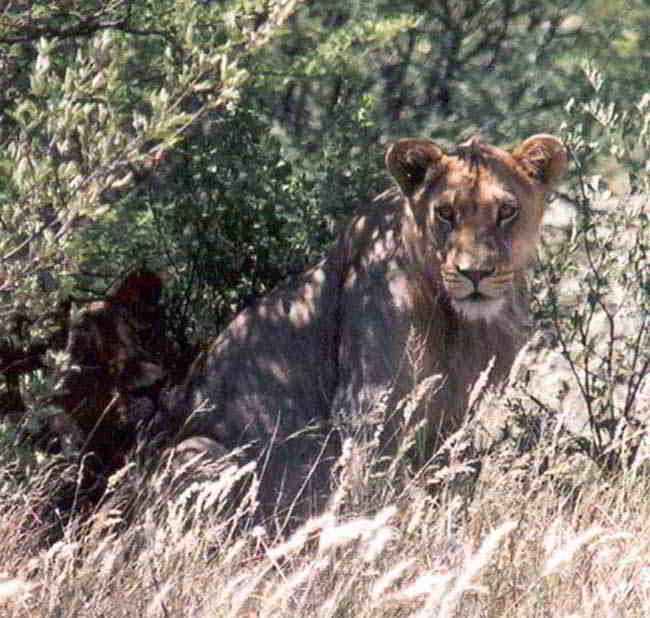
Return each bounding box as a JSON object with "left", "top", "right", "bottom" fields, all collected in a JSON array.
[
  {"left": 110, "top": 268, "right": 163, "bottom": 310},
  {"left": 386, "top": 138, "right": 445, "bottom": 197},
  {"left": 513, "top": 134, "right": 567, "bottom": 187}
]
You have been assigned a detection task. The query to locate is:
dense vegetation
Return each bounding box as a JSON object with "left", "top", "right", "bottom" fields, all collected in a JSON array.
[{"left": 0, "top": 1, "right": 649, "bottom": 615}]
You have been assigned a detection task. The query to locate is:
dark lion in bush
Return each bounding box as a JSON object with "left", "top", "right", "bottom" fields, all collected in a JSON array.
[
  {"left": 162, "top": 134, "right": 567, "bottom": 523},
  {"left": 50, "top": 268, "right": 174, "bottom": 473}
]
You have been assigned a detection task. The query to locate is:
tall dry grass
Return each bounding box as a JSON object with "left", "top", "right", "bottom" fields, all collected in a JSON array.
[{"left": 2, "top": 382, "right": 650, "bottom": 618}]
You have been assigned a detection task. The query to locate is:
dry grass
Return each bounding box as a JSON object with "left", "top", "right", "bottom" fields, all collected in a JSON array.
[{"left": 2, "top": 398, "right": 650, "bottom": 618}]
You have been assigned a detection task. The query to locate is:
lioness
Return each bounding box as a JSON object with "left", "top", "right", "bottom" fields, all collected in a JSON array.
[{"left": 164, "top": 134, "right": 567, "bottom": 520}]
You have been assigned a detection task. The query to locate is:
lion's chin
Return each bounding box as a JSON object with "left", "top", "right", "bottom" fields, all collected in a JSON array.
[{"left": 451, "top": 295, "right": 505, "bottom": 322}]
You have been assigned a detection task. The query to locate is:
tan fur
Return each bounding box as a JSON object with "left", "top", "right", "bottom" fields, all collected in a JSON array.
[{"left": 167, "top": 134, "right": 567, "bottom": 521}]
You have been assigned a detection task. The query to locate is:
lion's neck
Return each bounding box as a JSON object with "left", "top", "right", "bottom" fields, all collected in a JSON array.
[{"left": 408, "top": 277, "right": 526, "bottom": 406}]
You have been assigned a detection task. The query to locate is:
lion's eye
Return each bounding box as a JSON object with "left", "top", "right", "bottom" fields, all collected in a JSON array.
[
  {"left": 436, "top": 205, "right": 455, "bottom": 225},
  {"left": 498, "top": 203, "right": 519, "bottom": 226}
]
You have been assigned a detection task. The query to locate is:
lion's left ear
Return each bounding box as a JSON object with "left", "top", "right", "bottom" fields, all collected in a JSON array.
[
  {"left": 386, "top": 138, "right": 445, "bottom": 197},
  {"left": 512, "top": 134, "right": 568, "bottom": 187}
]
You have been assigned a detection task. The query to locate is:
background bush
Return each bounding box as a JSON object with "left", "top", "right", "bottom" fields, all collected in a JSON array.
[{"left": 0, "top": 0, "right": 642, "bottom": 342}]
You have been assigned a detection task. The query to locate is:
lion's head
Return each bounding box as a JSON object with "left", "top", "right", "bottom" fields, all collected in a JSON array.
[
  {"left": 51, "top": 268, "right": 170, "bottom": 469},
  {"left": 386, "top": 134, "right": 567, "bottom": 322}
]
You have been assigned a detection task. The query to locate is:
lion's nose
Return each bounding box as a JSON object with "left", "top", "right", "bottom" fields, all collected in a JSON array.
[{"left": 456, "top": 266, "right": 495, "bottom": 285}]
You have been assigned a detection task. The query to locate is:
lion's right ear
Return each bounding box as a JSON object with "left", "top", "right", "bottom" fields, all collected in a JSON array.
[
  {"left": 386, "top": 138, "right": 445, "bottom": 197},
  {"left": 110, "top": 268, "right": 163, "bottom": 310}
]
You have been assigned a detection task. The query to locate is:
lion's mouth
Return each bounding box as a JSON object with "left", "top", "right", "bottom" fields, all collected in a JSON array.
[
  {"left": 462, "top": 291, "right": 488, "bottom": 302},
  {"left": 452, "top": 294, "right": 505, "bottom": 321}
]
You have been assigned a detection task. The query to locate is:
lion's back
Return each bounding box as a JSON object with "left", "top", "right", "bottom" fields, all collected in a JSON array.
[{"left": 178, "top": 193, "right": 409, "bottom": 441}]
